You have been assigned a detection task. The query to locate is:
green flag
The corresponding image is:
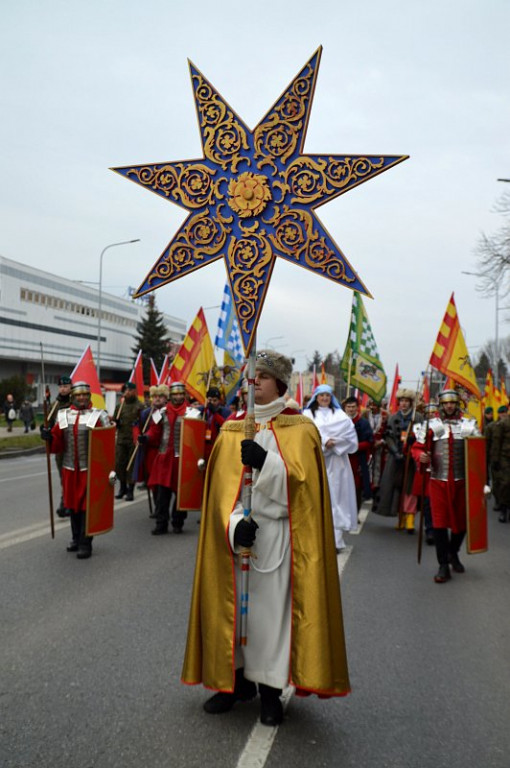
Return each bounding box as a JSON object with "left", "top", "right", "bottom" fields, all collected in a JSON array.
[{"left": 340, "top": 292, "right": 387, "bottom": 404}]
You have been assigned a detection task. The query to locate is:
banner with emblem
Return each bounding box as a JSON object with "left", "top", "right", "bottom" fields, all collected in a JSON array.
[{"left": 340, "top": 292, "right": 387, "bottom": 404}]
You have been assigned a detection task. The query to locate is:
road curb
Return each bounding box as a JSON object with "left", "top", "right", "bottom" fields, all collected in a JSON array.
[{"left": 0, "top": 446, "right": 45, "bottom": 460}]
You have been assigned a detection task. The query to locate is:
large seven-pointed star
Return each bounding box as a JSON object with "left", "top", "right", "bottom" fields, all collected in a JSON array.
[{"left": 112, "top": 47, "right": 408, "bottom": 354}]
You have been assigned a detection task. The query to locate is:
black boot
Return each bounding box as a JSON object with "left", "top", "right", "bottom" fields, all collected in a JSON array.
[
  {"left": 203, "top": 668, "right": 257, "bottom": 714},
  {"left": 115, "top": 482, "right": 127, "bottom": 500},
  {"left": 449, "top": 532, "right": 466, "bottom": 573},
  {"left": 125, "top": 484, "right": 134, "bottom": 501},
  {"left": 67, "top": 511, "right": 80, "bottom": 552},
  {"left": 433, "top": 528, "right": 451, "bottom": 583},
  {"left": 56, "top": 497, "right": 67, "bottom": 518},
  {"left": 259, "top": 684, "right": 283, "bottom": 726},
  {"left": 499, "top": 507, "right": 507, "bottom": 523}
]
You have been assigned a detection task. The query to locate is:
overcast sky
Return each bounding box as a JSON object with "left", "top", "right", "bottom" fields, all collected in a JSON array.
[{"left": 2, "top": 0, "right": 510, "bottom": 385}]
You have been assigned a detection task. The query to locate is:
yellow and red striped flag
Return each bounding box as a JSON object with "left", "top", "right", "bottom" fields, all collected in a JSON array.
[
  {"left": 501, "top": 378, "right": 509, "bottom": 408},
  {"left": 71, "top": 345, "right": 105, "bottom": 410},
  {"left": 158, "top": 354, "right": 170, "bottom": 385},
  {"left": 130, "top": 350, "right": 145, "bottom": 403},
  {"left": 429, "top": 293, "right": 480, "bottom": 398},
  {"left": 168, "top": 308, "right": 215, "bottom": 404}
]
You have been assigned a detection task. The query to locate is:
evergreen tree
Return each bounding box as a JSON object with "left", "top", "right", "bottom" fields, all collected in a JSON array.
[
  {"left": 474, "top": 351, "right": 491, "bottom": 382},
  {"left": 307, "top": 350, "right": 322, "bottom": 371},
  {"left": 131, "top": 295, "right": 171, "bottom": 382}
]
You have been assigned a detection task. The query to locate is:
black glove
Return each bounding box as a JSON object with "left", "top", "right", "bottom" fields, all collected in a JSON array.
[
  {"left": 234, "top": 518, "right": 259, "bottom": 548},
  {"left": 40, "top": 426, "right": 52, "bottom": 442},
  {"left": 137, "top": 434, "right": 148, "bottom": 445},
  {"left": 241, "top": 439, "right": 267, "bottom": 470},
  {"left": 114, "top": 418, "right": 122, "bottom": 428},
  {"left": 492, "top": 461, "right": 501, "bottom": 472}
]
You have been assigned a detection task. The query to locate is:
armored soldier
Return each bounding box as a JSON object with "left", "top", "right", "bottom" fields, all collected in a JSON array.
[
  {"left": 139, "top": 382, "right": 200, "bottom": 535},
  {"left": 412, "top": 389, "right": 480, "bottom": 583},
  {"left": 114, "top": 381, "right": 143, "bottom": 501},
  {"left": 489, "top": 405, "right": 510, "bottom": 523},
  {"left": 376, "top": 388, "right": 422, "bottom": 531},
  {"left": 47, "top": 375, "right": 73, "bottom": 517},
  {"left": 40, "top": 381, "right": 111, "bottom": 559}
]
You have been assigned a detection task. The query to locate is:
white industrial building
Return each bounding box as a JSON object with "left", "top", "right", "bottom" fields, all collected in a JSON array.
[{"left": 0, "top": 255, "right": 186, "bottom": 401}]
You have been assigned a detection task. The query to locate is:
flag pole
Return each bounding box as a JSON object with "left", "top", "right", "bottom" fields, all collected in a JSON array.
[{"left": 40, "top": 343, "right": 55, "bottom": 540}]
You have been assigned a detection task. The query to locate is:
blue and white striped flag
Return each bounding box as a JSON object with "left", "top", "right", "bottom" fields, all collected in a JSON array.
[{"left": 215, "top": 283, "right": 245, "bottom": 363}]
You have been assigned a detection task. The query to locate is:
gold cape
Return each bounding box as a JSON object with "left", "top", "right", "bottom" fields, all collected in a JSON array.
[{"left": 181, "top": 413, "right": 351, "bottom": 696}]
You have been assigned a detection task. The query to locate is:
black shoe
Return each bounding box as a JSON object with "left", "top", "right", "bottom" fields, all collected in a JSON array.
[
  {"left": 172, "top": 526, "right": 183, "bottom": 534},
  {"left": 76, "top": 547, "right": 92, "bottom": 559},
  {"left": 66, "top": 541, "right": 79, "bottom": 552},
  {"left": 259, "top": 684, "right": 283, "bottom": 726},
  {"left": 149, "top": 512, "right": 157, "bottom": 519},
  {"left": 434, "top": 564, "right": 451, "bottom": 583},
  {"left": 498, "top": 510, "right": 507, "bottom": 523},
  {"left": 125, "top": 489, "right": 134, "bottom": 501},
  {"left": 425, "top": 533, "right": 435, "bottom": 546},
  {"left": 449, "top": 553, "right": 465, "bottom": 574},
  {"left": 115, "top": 487, "right": 127, "bottom": 500},
  {"left": 203, "top": 674, "right": 257, "bottom": 714},
  {"left": 407, "top": 528, "right": 415, "bottom": 535},
  {"left": 151, "top": 526, "right": 168, "bottom": 536}
]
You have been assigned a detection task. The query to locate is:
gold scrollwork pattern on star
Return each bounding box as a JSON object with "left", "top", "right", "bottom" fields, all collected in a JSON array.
[
  {"left": 269, "top": 207, "right": 355, "bottom": 283},
  {"left": 147, "top": 207, "right": 232, "bottom": 285},
  {"left": 253, "top": 63, "right": 314, "bottom": 171},
  {"left": 283, "top": 156, "right": 386, "bottom": 205},
  {"left": 192, "top": 72, "right": 250, "bottom": 173},
  {"left": 126, "top": 163, "right": 221, "bottom": 209},
  {"left": 227, "top": 228, "right": 273, "bottom": 333}
]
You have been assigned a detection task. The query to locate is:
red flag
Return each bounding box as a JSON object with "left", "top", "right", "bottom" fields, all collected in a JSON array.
[
  {"left": 295, "top": 372, "right": 303, "bottom": 408},
  {"left": 70, "top": 345, "right": 105, "bottom": 409},
  {"left": 158, "top": 354, "right": 170, "bottom": 385},
  {"left": 360, "top": 391, "right": 369, "bottom": 409},
  {"left": 150, "top": 358, "right": 159, "bottom": 388},
  {"left": 130, "top": 350, "right": 145, "bottom": 402},
  {"left": 388, "top": 364, "right": 401, "bottom": 414},
  {"left": 312, "top": 365, "right": 320, "bottom": 391},
  {"left": 320, "top": 362, "right": 327, "bottom": 384}
]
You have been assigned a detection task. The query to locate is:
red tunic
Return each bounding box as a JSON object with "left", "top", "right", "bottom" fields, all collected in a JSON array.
[
  {"left": 412, "top": 427, "right": 466, "bottom": 533},
  {"left": 146, "top": 401, "right": 187, "bottom": 489},
  {"left": 50, "top": 408, "right": 88, "bottom": 512}
]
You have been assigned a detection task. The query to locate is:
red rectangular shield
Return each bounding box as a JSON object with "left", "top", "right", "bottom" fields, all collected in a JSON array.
[
  {"left": 86, "top": 424, "right": 116, "bottom": 536},
  {"left": 465, "top": 436, "right": 488, "bottom": 554},
  {"left": 177, "top": 418, "right": 206, "bottom": 510}
]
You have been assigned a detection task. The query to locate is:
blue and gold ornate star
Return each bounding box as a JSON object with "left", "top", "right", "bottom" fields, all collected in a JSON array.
[{"left": 112, "top": 47, "right": 408, "bottom": 354}]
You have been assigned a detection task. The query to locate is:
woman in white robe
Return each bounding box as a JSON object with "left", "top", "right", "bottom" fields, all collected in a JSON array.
[{"left": 305, "top": 385, "right": 358, "bottom": 550}]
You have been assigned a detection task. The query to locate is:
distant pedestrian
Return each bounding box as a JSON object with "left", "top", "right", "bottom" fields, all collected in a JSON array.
[
  {"left": 19, "top": 400, "right": 35, "bottom": 433},
  {"left": 3, "top": 394, "right": 17, "bottom": 432}
]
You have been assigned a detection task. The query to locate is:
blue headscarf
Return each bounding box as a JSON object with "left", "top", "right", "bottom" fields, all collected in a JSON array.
[{"left": 306, "top": 384, "right": 341, "bottom": 410}]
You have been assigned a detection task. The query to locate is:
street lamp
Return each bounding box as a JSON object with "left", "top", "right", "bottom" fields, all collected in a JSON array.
[
  {"left": 97, "top": 239, "right": 140, "bottom": 381},
  {"left": 264, "top": 335, "right": 285, "bottom": 349}
]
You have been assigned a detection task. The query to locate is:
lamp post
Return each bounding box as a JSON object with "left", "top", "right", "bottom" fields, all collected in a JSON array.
[
  {"left": 97, "top": 239, "right": 140, "bottom": 381},
  {"left": 264, "top": 335, "right": 285, "bottom": 349}
]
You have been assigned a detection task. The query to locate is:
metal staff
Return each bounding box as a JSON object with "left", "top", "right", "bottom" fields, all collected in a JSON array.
[
  {"left": 40, "top": 343, "right": 55, "bottom": 539},
  {"left": 239, "top": 339, "right": 256, "bottom": 646}
]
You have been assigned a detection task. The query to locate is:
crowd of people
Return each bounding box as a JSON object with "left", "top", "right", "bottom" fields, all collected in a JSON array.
[{"left": 37, "top": 350, "right": 496, "bottom": 725}]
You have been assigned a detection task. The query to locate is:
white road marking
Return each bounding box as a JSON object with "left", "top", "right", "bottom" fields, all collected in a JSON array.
[
  {"left": 0, "top": 471, "right": 47, "bottom": 483},
  {"left": 0, "top": 500, "right": 133, "bottom": 551},
  {"left": 235, "top": 505, "right": 369, "bottom": 768}
]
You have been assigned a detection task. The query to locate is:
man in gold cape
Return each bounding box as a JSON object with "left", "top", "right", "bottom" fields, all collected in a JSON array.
[{"left": 181, "top": 350, "right": 350, "bottom": 726}]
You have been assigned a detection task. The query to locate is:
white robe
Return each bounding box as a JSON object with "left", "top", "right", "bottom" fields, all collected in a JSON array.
[
  {"left": 307, "top": 406, "right": 358, "bottom": 548},
  {"left": 228, "top": 397, "right": 291, "bottom": 689}
]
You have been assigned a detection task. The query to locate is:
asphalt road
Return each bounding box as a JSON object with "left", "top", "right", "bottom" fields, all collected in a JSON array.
[{"left": 1, "top": 453, "right": 510, "bottom": 768}]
